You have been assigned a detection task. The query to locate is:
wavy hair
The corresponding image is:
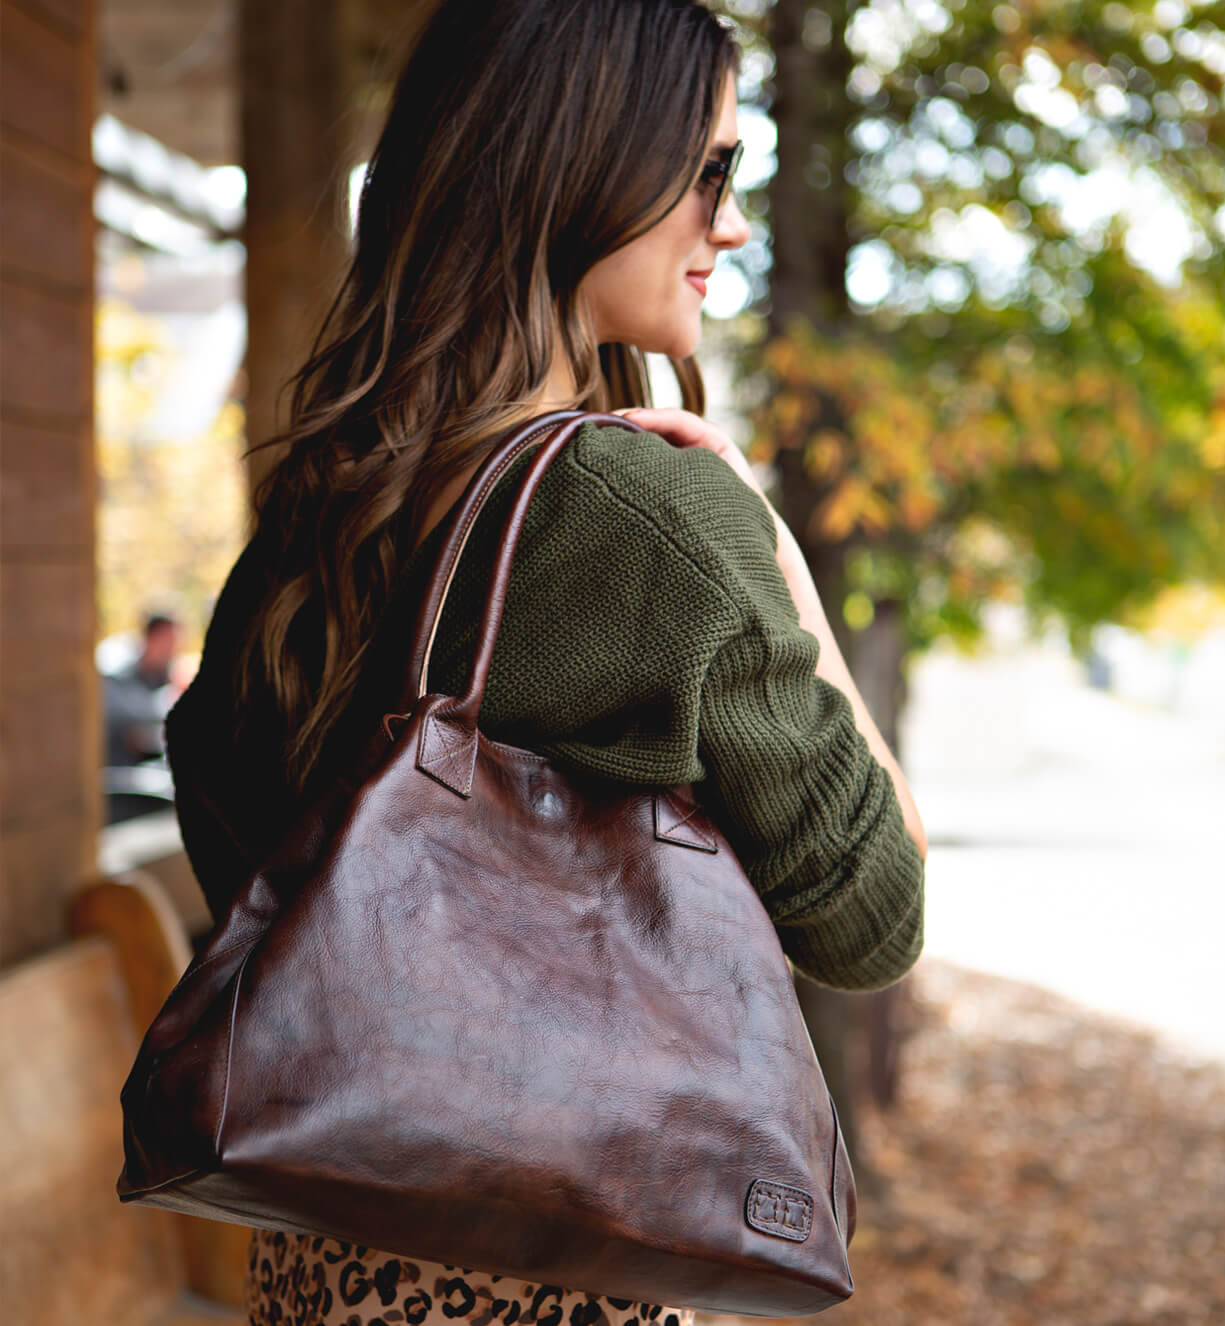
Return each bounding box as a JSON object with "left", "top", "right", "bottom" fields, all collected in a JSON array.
[{"left": 240, "top": 0, "right": 739, "bottom": 788}]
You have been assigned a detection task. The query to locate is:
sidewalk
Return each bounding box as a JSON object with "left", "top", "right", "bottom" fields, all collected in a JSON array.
[{"left": 900, "top": 627, "right": 1225, "bottom": 1063}]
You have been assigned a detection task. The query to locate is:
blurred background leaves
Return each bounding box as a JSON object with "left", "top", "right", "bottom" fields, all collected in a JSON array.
[
  {"left": 96, "top": 296, "right": 247, "bottom": 651},
  {"left": 719, "top": 0, "right": 1224, "bottom": 682}
]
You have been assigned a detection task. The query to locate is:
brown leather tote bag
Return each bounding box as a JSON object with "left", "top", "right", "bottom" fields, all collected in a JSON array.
[{"left": 117, "top": 411, "right": 856, "bottom": 1315}]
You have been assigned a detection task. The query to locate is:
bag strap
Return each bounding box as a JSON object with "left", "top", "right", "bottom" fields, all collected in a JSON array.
[{"left": 394, "top": 409, "right": 643, "bottom": 731}]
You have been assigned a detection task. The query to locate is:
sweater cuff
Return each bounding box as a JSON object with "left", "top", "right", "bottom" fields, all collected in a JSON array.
[{"left": 776, "top": 789, "right": 925, "bottom": 992}]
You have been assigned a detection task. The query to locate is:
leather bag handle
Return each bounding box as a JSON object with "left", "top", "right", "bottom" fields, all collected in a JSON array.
[{"left": 394, "top": 409, "right": 644, "bottom": 732}]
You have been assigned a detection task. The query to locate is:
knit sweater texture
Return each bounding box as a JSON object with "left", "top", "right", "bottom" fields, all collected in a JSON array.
[{"left": 166, "top": 421, "right": 924, "bottom": 991}]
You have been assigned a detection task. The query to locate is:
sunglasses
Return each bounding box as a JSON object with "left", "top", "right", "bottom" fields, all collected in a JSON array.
[{"left": 699, "top": 139, "right": 744, "bottom": 230}]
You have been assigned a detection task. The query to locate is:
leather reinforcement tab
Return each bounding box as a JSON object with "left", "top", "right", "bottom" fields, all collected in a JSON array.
[
  {"left": 745, "top": 1180, "right": 814, "bottom": 1243},
  {"left": 417, "top": 712, "right": 478, "bottom": 797},
  {"left": 653, "top": 791, "right": 718, "bottom": 853}
]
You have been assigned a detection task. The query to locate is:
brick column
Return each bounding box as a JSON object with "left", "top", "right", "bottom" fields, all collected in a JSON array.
[{"left": 0, "top": 0, "right": 99, "bottom": 963}]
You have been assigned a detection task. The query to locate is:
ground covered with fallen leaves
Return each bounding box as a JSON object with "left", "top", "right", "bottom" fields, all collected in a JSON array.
[{"left": 701, "top": 959, "right": 1225, "bottom": 1326}]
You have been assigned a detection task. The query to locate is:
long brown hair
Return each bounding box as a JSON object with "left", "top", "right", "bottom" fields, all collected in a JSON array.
[{"left": 241, "top": 0, "right": 738, "bottom": 788}]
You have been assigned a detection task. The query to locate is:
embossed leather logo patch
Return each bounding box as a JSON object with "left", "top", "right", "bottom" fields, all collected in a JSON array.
[{"left": 745, "top": 1179, "right": 814, "bottom": 1243}]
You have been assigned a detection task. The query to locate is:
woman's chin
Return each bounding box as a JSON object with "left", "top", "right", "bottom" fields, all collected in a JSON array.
[
  {"left": 653, "top": 324, "right": 703, "bottom": 361},
  {"left": 616, "top": 317, "right": 702, "bottom": 361}
]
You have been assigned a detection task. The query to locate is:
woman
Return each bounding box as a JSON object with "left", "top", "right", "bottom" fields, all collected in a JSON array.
[{"left": 166, "top": 2, "right": 926, "bottom": 1323}]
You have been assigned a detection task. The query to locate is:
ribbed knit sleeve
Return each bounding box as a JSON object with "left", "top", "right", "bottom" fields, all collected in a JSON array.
[{"left": 697, "top": 615, "right": 925, "bottom": 992}]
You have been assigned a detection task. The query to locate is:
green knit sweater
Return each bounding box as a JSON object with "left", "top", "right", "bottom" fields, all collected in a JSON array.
[{"left": 166, "top": 421, "right": 923, "bottom": 991}]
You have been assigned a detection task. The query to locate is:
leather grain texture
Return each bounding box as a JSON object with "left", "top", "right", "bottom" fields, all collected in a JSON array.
[{"left": 117, "top": 412, "right": 856, "bottom": 1316}]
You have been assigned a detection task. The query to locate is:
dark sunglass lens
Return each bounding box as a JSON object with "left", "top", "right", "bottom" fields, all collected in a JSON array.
[{"left": 711, "top": 140, "right": 744, "bottom": 228}]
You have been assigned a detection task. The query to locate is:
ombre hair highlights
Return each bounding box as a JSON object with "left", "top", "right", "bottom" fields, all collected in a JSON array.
[{"left": 241, "top": 0, "right": 739, "bottom": 787}]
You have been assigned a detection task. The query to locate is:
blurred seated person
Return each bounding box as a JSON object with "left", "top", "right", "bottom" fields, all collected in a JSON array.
[{"left": 103, "top": 612, "right": 183, "bottom": 767}]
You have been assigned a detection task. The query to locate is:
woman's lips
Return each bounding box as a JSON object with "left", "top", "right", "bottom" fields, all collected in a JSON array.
[{"left": 685, "top": 269, "right": 713, "bottom": 296}]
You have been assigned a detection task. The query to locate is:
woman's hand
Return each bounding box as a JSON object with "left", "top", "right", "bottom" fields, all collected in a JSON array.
[{"left": 615, "top": 408, "right": 768, "bottom": 502}]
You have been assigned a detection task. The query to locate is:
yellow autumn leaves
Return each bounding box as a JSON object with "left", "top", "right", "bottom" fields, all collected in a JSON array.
[
  {"left": 95, "top": 298, "right": 248, "bottom": 650},
  {"left": 754, "top": 316, "right": 1223, "bottom": 548}
]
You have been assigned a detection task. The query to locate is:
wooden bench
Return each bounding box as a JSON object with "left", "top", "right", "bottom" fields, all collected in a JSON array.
[{"left": 0, "top": 873, "right": 247, "bottom": 1324}]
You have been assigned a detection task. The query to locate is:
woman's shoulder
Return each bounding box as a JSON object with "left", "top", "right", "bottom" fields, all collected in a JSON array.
[
  {"left": 389, "top": 415, "right": 800, "bottom": 704},
  {"left": 536, "top": 418, "right": 783, "bottom": 615},
  {"left": 568, "top": 419, "right": 773, "bottom": 536}
]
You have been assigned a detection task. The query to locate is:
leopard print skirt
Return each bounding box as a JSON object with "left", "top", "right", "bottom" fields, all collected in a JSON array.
[{"left": 245, "top": 1228, "right": 698, "bottom": 1326}]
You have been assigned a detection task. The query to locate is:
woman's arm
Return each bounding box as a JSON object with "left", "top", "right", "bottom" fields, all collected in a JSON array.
[{"left": 618, "top": 407, "right": 927, "bottom": 860}]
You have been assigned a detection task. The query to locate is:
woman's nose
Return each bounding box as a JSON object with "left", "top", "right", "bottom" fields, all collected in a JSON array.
[{"left": 711, "top": 192, "right": 750, "bottom": 249}]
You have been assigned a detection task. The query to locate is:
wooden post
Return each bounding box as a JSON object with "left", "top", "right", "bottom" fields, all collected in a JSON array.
[
  {"left": 0, "top": 0, "right": 99, "bottom": 965},
  {"left": 238, "top": 0, "right": 357, "bottom": 494}
]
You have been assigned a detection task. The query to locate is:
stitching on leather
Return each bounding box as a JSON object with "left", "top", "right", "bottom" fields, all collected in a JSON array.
[
  {"left": 420, "top": 714, "right": 476, "bottom": 792},
  {"left": 424, "top": 718, "right": 472, "bottom": 771},
  {"left": 423, "top": 719, "right": 460, "bottom": 766},
  {"left": 745, "top": 1179, "right": 814, "bottom": 1242},
  {"left": 656, "top": 792, "right": 718, "bottom": 852},
  {"left": 664, "top": 802, "right": 703, "bottom": 838},
  {"left": 670, "top": 819, "right": 717, "bottom": 850},
  {"left": 214, "top": 948, "right": 252, "bottom": 1159}
]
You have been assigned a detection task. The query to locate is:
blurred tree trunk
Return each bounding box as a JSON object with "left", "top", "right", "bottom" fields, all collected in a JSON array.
[
  {"left": 768, "top": 0, "right": 907, "bottom": 1179},
  {"left": 239, "top": 0, "right": 357, "bottom": 495},
  {"left": 855, "top": 598, "right": 907, "bottom": 754},
  {"left": 766, "top": 0, "right": 855, "bottom": 653}
]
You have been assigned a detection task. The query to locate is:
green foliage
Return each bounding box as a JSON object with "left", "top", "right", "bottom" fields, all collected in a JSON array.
[
  {"left": 743, "top": 0, "right": 1225, "bottom": 649},
  {"left": 753, "top": 281, "right": 1224, "bottom": 648}
]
